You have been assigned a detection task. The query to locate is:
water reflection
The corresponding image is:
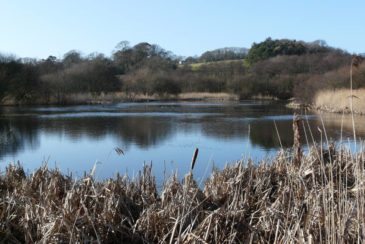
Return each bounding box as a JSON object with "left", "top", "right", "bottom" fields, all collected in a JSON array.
[
  {"left": 0, "top": 117, "right": 40, "bottom": 159},
  {"left": 0, "top": 102, "right": 363, "bottom": 164}
]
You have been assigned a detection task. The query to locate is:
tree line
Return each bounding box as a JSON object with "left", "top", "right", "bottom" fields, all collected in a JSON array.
[{"left": 0, "top": 38, "right": 363, "bottom": 104}]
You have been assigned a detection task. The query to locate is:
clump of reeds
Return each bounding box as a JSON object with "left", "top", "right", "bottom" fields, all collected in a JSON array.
[
  {"left": 314, "top": 88, "right": 365, "bottom": 114},
  {"left": 314, "top": 55, "right": 365, "bottom": 115},
  {"left": 1, "top": 145, "right": 365, "bottom": 243}
]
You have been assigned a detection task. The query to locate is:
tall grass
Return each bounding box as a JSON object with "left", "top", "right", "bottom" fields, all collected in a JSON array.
[
  {"left": 314, "top": 88, "right": 365, "bottom": 114},
  {"left": 1, "top": 143, "right": 364, "bottom": 243}
]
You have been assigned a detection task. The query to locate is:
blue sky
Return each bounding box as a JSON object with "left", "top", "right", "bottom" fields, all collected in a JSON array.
[{"left": 0, "top": 0, "right": 364, "bottom": 59}]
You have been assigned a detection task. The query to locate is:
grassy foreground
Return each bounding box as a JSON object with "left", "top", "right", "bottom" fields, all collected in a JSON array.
[{"left": 1, "top": 146, "right": 365, "bottom": 243}]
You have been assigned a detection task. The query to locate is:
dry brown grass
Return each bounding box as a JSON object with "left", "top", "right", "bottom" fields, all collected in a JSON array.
[
  {"left": 314, "top": 89, "right": 365, "bottom": 114},
  {"left": 1, "top": 144, "right": 365, "bottom": 243},
  {"left": 177, "top": 92, "right": 238, "bottom": 101}
]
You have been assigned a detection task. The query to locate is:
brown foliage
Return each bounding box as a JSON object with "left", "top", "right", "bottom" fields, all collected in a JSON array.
[{"left": 1, "top": 146, "right": 365, "bottom": 243}]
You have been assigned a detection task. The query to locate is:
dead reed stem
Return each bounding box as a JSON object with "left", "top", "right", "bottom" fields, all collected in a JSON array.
[{"left": 293, "top": 114, "right": 302, "bottom": 166}]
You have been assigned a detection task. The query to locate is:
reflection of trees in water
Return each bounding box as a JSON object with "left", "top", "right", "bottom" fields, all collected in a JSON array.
[
  {"left": 317, "top": 113, "right": 365, "bottom": 140},
  {"left": 250, "top": 121, "right": 288, "bottom": 149},
  {"left": 0, "top": 116, "right": 175, "bottom": 158},
  {"left": 39, "top": 116, "right": 175, "bottom": 148},
  {"left": 249, "top": 114, "right": 365, "bottom": 150},
  {"left": 1, "top": 105, "right": 363, "bottom": 159},
  {"left": 198, "top": 117, "right": 294, "bottom": 149},
  {"left": 197, "top": 112, "right": 365, "bottom": 150},
  {"left": 0, "top": 117, "right": 40, "bottom": 159},
  {"left": 199, "top": 117, "right": 249, "bottom": 139}
]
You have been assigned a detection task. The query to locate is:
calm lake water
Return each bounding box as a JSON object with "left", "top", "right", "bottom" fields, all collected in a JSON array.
[{"left": 0, "top": 101, "right": 363, "bottom": 185}]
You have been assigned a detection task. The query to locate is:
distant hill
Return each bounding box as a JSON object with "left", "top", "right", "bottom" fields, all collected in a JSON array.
[{"left": 360, "top": 53, "right": 365, "bottom": 57}]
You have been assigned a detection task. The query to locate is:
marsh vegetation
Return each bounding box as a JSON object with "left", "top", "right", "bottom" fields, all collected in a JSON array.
[{"left": 1, "top": 142, "right": 365, "bottom": 243}]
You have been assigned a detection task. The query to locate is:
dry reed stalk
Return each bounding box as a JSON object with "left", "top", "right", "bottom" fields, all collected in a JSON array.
[{"left": 293, "top": 114, "right": 302, "bottom": 166}]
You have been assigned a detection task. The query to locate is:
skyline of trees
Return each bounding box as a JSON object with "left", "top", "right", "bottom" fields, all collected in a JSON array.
[{"left": 0, "top": 37, "right": 363, "bottom": 104}]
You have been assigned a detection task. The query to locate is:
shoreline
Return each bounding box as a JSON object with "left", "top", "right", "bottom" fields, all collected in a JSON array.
[
  {"left": 5, "top": 90, "right": 365, "bottom": 117},
  {"left": 0, "top": 92, "right": 282, "bottom": 106},
  {"left": 0, "top": 92, "right": 240, "bottom": 106}
]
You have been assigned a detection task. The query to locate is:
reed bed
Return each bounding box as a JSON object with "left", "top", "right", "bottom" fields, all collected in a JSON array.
[
  {"left": 1, "top": 144, "right": 365, "bottom": 243},
  {"left": 314, "top": 88, "right": 365, "bottom": 114}
]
